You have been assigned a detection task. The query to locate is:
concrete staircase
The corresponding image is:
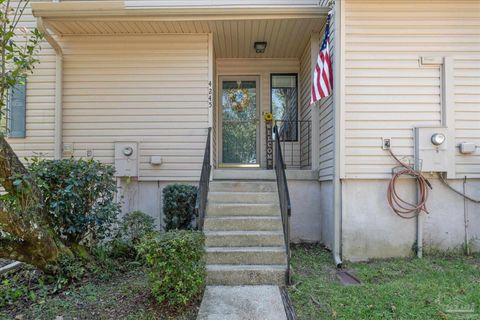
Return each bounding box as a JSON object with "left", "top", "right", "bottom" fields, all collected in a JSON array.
[{"left": 204, "top": 180, "right": 287, "bottom": 285}]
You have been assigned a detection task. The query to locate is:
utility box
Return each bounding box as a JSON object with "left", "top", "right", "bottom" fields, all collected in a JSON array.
[
  {"left": 114, "top": 142, "right": 138, "bottom": 177},
  {"left": 414, "top": 127, "right": 449, "bottom": 173}
]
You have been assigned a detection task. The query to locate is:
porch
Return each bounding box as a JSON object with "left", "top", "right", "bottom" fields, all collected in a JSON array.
[{"left": 32, "top": 1, "right": 329, "bottom": 175}]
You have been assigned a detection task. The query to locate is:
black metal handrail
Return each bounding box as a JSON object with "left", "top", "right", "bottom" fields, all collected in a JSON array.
[
  {"left": 273, "top": 125, "right": 292, "bottom": 285},
  {"left": 195, "top": 127, "right": 211, "bottom": 230}
]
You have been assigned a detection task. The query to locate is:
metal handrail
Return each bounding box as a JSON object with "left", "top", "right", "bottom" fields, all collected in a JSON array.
[
  {"left": 273, "top": 125, "right": 292, "bottom": 285},
  {"left": 195, "top": 127, "right": 211, "bottom": 230}
]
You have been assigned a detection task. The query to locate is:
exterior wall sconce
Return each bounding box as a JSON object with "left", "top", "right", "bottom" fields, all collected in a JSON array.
[{"left": 254, "top": 42, "right": 267, "bottom": 53}]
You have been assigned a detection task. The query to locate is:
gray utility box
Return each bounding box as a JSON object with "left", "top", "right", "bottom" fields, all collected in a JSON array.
[{"left": 114, "top": 142, "right": 138, "bottom": 177}]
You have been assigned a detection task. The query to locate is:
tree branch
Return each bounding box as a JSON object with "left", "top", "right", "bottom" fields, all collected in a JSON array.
[
  {"left": 0, "top": 135, "right": 41, "bottom": 200},
  {"left": 0, "top": 208, "right": 71, "bottom": 272}
]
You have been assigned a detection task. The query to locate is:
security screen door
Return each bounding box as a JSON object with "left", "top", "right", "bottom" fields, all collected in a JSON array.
[{"left": 220, "top": 77, "right": 260, "bottom": 166}]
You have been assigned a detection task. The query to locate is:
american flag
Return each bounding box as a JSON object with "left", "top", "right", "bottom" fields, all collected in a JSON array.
[{"left": 311, "top": 13, "right": 333, "bottom": 104}]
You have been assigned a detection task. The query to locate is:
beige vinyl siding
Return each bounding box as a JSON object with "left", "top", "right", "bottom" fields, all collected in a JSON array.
[
  {"left": 455, "top": 56, "right": 480, "bottom": 178},
  {"left": 299, "top": 41, "right": 312, "bottom": 169},
  {"left": 318, "top": 15, "right": 335, "bottom": 181},
  {"left": 61, "top": 34, "right": 209, "bottom": 181},
  {"left": 344, "top": 0, "right": 480, "bottom": 179},
  {"left": 6, "top": 2, "right": 55, "bottom": 159},
  {"left": 216, "top": 58, "right": 299, "bottom": 167}
]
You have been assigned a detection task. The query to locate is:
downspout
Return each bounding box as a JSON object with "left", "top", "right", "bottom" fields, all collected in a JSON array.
[
  {"left": 332, "top": 0, "right": 342, "bottom": 268},
  {"left": 37, "top": 17, "right": 63, "bottom": 160}
]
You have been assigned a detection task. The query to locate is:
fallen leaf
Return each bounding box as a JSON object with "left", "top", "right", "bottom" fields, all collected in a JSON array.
[{"left": 331, "top": 309, "right": 337, "bottom": 319}]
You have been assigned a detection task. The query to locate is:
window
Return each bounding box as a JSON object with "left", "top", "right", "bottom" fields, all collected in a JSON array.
[{"left": 271, "top": 74, "right": 298, "bottom": 141}]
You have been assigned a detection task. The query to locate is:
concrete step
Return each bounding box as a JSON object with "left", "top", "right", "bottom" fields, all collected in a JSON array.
[
  {"left": 207, "top": 264, "right": 287, "bottom": 285},
  {"left": 208, "top": 191, "right": 278, "bottom": 204},
  {"left": 209, "top": 181, "right": 277, "bottom": 193},
  {"left": 213, "top": 170, "right": 275, "bottom": 180},
  {"left": 204, "top": 230, "right": 285, "bottom": 247},
  {"left": 204, "top": 216, "right": 283, "bottom": 231},
  {"left": 213, "top": 169, "right": 318, "bottom": 181},
  {"left": 206, "top": 246, "right": 287, "bottom": 265},
  {"left": 207, "top": 203, "right": 280, "bottom": 216}
]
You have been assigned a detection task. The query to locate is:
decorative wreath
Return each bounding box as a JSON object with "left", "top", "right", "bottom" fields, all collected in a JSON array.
[{"left": 227, "top": 85, "right": 252, "bottom": 113}]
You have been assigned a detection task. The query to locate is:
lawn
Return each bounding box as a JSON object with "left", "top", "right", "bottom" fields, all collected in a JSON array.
[
  {"left": 289, "top": 245, "right": 480, "bottom": 320},
  {"left": 0, "top": 266, "right": 201, "bottom": 320}
]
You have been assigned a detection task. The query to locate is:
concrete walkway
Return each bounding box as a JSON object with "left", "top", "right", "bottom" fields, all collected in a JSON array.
[{"left": 197, "top": 285, "right": 288, "bottom": 320}]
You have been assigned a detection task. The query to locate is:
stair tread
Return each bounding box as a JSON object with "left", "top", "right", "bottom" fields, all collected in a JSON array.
[
  {"left": 211, "top": 180, "right": 277, "bottom": 183},
  {"left": 206, "top": 246, "right": 286, "bottom": 252},
  {"left": 208, "top": 202, "right": 279, "bottom": 206},
  {"left": 209, "top": 191, "right": 277, "bottom": 194},
  {"left": 204, "top": 230, "right": 283, "bottom": 236},
  {"left": 207, "top": 264, "right": 287, "bottom": 271},
  {"left": 205, "top": 216, "right": 281, "bottom": 220}
]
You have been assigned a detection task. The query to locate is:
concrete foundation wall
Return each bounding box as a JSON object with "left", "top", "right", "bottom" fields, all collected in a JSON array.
[
  {"left": 117, "top": 179, "right": 196, "bottom": 229},
  {"left": 342, "top": 179, "right": 480, "bottom": 261},
  {"left": 289, "top": 180, "right": 323, "bottom": 243},
  {"left": 320, "top": 180, "right": 334, "bottom": 250}
]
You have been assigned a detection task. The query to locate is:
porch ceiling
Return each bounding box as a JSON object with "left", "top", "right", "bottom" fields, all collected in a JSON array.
[{"left": 45, "top": 18, "right": 326, "bottom": 58}]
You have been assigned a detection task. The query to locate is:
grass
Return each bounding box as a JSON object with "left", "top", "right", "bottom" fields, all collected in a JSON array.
[
  {"left": 289, "top": 245, "right": 480, "bottom": 320},
  {"left": 0, "top": 267, "right": 201, "bottom": 320}
]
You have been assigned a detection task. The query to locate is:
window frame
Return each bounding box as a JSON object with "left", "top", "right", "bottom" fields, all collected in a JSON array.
[{"left": 270, "top": 73, "right": 299, "bottom": 142}]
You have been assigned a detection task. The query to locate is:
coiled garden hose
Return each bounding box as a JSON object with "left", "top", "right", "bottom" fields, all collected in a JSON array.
[{"left": 387, "top": 150, "right": 432, "bottom": 219}]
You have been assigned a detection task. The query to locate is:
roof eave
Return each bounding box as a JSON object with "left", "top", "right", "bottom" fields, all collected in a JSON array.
[{"left": 32, "top": 1, "right": 329, "bottom": 20}]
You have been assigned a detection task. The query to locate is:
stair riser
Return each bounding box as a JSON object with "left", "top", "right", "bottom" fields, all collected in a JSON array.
[
  {"left": 207, "top": 269, "right": 286, "bottom": 285},
  {"left": 208, "top": 192, "right": 278, "bottom": 204},
  {"left": 205, "top": 234, "right": 285, "bottom": 247},
  {"left": 207, "top": 204, "right": 280, "bottom": 216},
  {"left": 213, "top": 170, "right": 276, "bottom": 180},
  {"left": 207, "top": 251, "right": 287, "bottom": 265},
  {"left": 204, "top": 219, "right": 283, "bottom": 231},
  {"left": 209, "top": 182, "right": 277, "bottom": 193}
]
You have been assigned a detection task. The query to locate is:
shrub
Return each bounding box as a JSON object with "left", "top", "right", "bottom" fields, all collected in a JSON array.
[
  {"left": 28, "top": 158, "right": 120, "bottom": 246},
  {"left": 163, "top": 184, "right": 197, "bottom": 231},
  {"left": 136, "top": 230, "right": 206, "bottom": 307},
  {"left": 119, "top": 211, "right": 156, "bottom": 243},
  {"left": 109, "top": 211, "right": 156, "bottom": 260}
]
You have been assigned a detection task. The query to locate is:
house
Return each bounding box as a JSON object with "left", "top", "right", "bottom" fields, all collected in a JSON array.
[{"left": 6, "top": 0, "right": 480, "bottom": 284}]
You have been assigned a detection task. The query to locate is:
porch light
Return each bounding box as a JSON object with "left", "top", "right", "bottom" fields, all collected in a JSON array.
[{"left": 254, "top": 42, "right": 267, "bottom": 54}]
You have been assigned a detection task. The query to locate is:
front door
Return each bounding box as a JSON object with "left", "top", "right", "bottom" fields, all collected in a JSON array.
[{"left": 220, "top": 77, "right": 260, "bottom": 167}]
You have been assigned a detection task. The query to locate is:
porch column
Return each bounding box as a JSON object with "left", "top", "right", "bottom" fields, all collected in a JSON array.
[{"left": 310, "top": 34, "right": 321, "bottom": 171}]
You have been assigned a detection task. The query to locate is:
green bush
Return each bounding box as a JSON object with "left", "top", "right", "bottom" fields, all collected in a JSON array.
[
  {"left": 28, "top": 158, "right": 121, "bottom": 246},
  {"left": 119, "top": 211, "right": 156, "bottom": 243},
  {"left": 109, "top": 211, "right": 156, "bottom": 260},
  {"left": 136, "top": 231, "right": 206, "bottom": 307},
  {"left": 163, "top": 184, "right": 198, "bottom": 231}
]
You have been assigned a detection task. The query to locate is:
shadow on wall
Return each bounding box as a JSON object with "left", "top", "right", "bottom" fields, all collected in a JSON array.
[
  {"left": 116, "top": 179, "right": 197, "bottom": 230},
  {"left": 289, "top": 180, "right": 323, "bottom": 244}
]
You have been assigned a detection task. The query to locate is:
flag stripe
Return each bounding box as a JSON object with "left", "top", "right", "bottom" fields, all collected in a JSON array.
[{"left": 311, "top": 14, "right": 333, "bottom": 105}]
